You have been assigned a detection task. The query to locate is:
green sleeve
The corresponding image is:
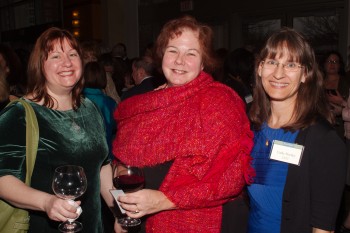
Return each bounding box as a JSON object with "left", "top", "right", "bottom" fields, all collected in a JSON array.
[{"left": 0, "top": 103, "right": 27, "bottom": 181}]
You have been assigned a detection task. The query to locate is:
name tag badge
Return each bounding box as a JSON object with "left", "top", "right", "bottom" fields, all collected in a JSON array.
[
  {"left": 270, "top": 140, "right": 304, "bottom": 166},
  {"left": 245, "top": 94, "right": 253, "bottom": 104}
]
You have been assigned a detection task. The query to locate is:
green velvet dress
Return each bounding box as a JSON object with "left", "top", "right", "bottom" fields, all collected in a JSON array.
[{"left": 0, "top": 97, "right": 110, "bottom": 233}]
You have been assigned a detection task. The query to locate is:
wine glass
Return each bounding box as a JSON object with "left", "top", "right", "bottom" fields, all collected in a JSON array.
[
  {"left": 112, "top": 162, "right": 144, "bottom": 228},
  {"left": 52, "top": 165, "right": 87, "bottom": 233}
]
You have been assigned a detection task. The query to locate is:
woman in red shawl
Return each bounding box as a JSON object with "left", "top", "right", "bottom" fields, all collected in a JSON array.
[{"left": 112, "top": 15, "right": 254, "bottom": 233}]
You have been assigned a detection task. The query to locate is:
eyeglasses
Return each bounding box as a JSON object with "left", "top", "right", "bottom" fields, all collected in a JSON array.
[
  {"left": 326, "top": 60, "right": 339, "bottom": 64},
  {"left": 262, "top": 60, "right": 304, "bottom": 72}
]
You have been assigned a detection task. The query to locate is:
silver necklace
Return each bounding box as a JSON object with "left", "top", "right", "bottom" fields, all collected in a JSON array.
[{"left": 63, "top": 110, "right": 81, "bottom": 132}]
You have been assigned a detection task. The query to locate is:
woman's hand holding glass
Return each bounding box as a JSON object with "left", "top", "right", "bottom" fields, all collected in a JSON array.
[
  {"left": 112, "top": 162, "right": 144, "bottom": 228},
  {"left": 117, "top": 189, "right": 176, "bottom": 217},
  {"left": 43, "top": 195, "right": 81, "bottom": 223},
  {"left": 52, "top": 165, "right": 87, "bottom": 233}
]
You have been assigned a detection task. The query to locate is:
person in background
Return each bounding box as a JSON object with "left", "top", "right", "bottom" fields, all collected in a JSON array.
[
  {"left": 142, "top": 42, "right": 155, "bottom": 59},
  {"left": 82, "top": 61, "right": 118, "bottom": 233},
  {"left": 99, "top": 52, "right": 121, "bottom": 103},
  {"left": 219, "top": 46, "right": 256, "bottom": 233},
  {"left": 141, "top": 42, "right": 166, "bottom": 85},
  {"left": 111, "top": 43, "right": 134, "bottom": 98},
  {"left": 341, "top": 93, "right": 350, "bottom": 233},
  {"left": 223, "top": 47, "right": 254, "bottom": 111},
  {"left": 111, "top": 42, "right": 130, "bottom": 65},
  {"left": 14, "top": 47, "right": 31, "bottom": 94},
  {"left": 212, "top": 47, "right": 228, "bottom": 82},
  {"left": 321, "top": 50, "right": 350, "bottom": 139},
  {"left": 81, "top": 40, "right": 100, "bottom": 66},
  {"left": 83, "top": 61, "right": 117, "bottom": 159},
  {"left": 0, "top": 66, "right": 10, "bottom": 111},
  {"left": 339, "top": 46, "right": 350, "bottom": 233},
  {"left": 0, "top": 43, "right": 26, "bottom": 98},
  {"left": 111, "top": 55, "right": 133, "bottom": 97},
  {"left": 0, "top": 27, "right": 118, "bottom": 233},
  {"left": 0, "top": 63, "right": 19, "bottom": 111},
  {"left": 247, "top": 27, "right": 346, "bottom": 233},
  {"left": 112, "top": 15, "right": 254, "bottom": 233},
  {"left": 121, "top": 56, "right": 164, "bottom": 101}
]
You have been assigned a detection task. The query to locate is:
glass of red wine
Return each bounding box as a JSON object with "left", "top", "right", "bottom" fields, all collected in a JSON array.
[{"left": 112, "top": 162, "right": 145, "bottom": 228}]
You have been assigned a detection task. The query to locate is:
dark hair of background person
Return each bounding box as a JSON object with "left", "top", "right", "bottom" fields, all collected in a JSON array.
[
  {"left": 212, "top": 47, "right": 229, "bottom": 82},
  {"left": 112, "top": 56, "right": 132, "bottom": 96},
  {"left": 99, "top": 52, "right": 114, "bottom": 68},
  {"left": 84, "top": 61, "right": 107, "bottom": 89},
  {"left": 14, "top": 48, "right": 31, "bottom": 91},
  {"left": 320, "top": 50, "right": 347, "bottom": 76},
  {"left": 142, "top": 42, "right": 155, "bottom": 59},
  {"left": 0, "top": 44, "right": 26, "bottom": 96},
  {"left": 224, "top": 47, "right": 255, "bottom": 91},
  {"left": 153, "top": 15, "right": 218, "bottom": 74},
  {"left": 111, "top": 42, "right": 127, "bottom": 60},
  {"left": 26, "top": 27, "right": 84, "bottom": 110},
  {"left": 141, "top": 42, "right": 167, "bottom": 84},
  {"left": 249, "top": 27, "right": 332, "bottom": 131},
  {"left": 80, "top": 40, "right": 101, "bottom": 67},
  {"left": 133, "top": 56, "right": 156, "bottom": 77},
  {"left": 0, "top": 67, "right": 10, "bottom": 111}
]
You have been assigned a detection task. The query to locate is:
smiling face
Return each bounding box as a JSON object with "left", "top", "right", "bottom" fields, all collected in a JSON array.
[
  {"left": 162, "top": 28, "right": 204, "bottom": 87},
  {"left": 258, "top": 48, "right": 306, "bottom": 107},
  {"left": 43, "top": 38, "right": 82, "bottom": 95}
]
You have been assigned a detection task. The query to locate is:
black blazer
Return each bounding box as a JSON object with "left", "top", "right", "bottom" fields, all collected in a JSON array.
[
  {"left": 281, "top": 119, "right": 347, "bottom": 232},
  {"left": 121, "top": 76, "right": 160, "bottom": 101}
]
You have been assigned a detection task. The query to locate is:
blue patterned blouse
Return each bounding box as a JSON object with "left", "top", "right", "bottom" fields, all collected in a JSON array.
[{"left": 247, "top": 124, "right": 299, "bottom": 233}]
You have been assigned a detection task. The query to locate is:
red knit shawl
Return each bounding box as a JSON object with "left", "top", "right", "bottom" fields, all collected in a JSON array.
[{"left": 113, "top": 71, "right": 254, "bottom": 232}]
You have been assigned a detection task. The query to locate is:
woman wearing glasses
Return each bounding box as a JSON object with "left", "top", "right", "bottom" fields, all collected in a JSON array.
[{"left": 247, "top": 27, "right": 347, "bottom": 233}]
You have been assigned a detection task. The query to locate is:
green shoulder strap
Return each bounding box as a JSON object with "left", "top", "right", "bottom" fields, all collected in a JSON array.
[{"left": 7, "top": 99, "right": 39, "bottom": 186}]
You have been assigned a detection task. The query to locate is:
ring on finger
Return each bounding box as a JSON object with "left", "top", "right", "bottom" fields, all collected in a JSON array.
[{"left": 134, "top": 204, "right": 140, "bottom": 214}]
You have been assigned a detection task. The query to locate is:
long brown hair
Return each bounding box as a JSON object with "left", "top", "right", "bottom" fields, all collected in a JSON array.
[
  {"left": 249, "top": 27, "right": 332, "bottom": 131},
  {"left": 84, "top": 61, "right": 107, "bottom": 89},
  {"left": 26, "top": 27, "right": 84, "bottom": 109}
]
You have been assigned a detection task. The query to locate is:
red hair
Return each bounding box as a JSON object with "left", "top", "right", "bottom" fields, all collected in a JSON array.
[{"left": 154, "top": 15, "right": 218, "bottom": 74}]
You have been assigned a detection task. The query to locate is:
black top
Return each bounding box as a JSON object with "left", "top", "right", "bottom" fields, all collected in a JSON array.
[
  {"left": 121, "top": 76, "right": 163, "bottom": 101},
  {"left": 281, "top": 119, "right": 347, "bottom": 232},
  {"left": 128, "top": 160, "right": 173, "bottom": 233}
]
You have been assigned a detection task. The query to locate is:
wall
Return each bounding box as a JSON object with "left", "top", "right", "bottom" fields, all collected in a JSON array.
[
  {"left": 103, "top": 0, "right": 139, "bottom": 58},
  {"left": 0, "top": 0, "right": 348, "bottom": 63},
  {"left": 138, "top": 0, "right": 349, "bottom": 61}
]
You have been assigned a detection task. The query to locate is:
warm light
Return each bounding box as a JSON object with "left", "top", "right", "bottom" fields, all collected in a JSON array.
[
  {"left": 72, "top": 20, "right": 80, "bottom": 27},
  {"left": 72, "top": 11, "right": 79, "bottom": 18},
  {"left": 71, "top": 10, "right": 80, "bottom": 38},
  {"left": 73, "top": 31, "right": 80, "bottom": 37}
]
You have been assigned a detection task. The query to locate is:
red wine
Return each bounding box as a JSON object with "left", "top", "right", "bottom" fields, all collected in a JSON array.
[{"left": 113, "top": 174, "right": 145, "bottom": 192}]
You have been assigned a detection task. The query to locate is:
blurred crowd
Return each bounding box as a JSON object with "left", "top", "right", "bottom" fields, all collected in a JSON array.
[{"left": 0, "top": 15, "right": 350, "bottom": 233}]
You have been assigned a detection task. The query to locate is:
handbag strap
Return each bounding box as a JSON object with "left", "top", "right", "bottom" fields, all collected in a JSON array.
[{"left": 7, "top": 99, "right": 39, "bottom": 186}]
